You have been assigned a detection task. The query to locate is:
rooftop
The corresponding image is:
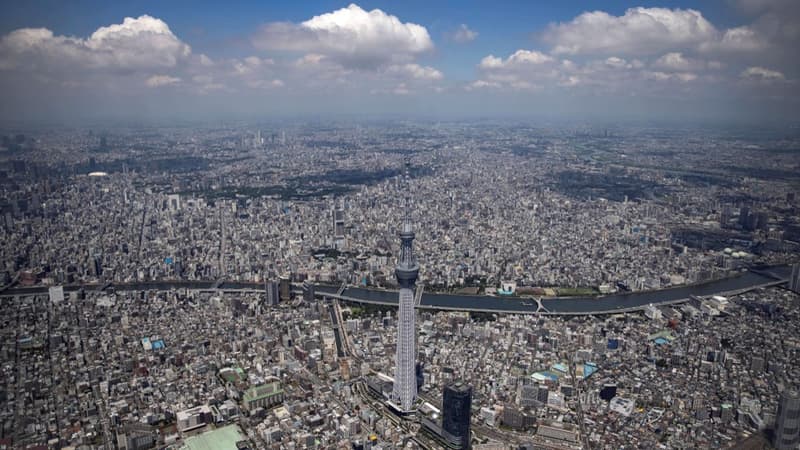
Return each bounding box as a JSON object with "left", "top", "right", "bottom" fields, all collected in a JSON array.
[
  {"left": 181, "top": 425, "right": 246, "bottom": 450},
  {"left": 243, "top": 381, "right": 283, "bottom": 402}
]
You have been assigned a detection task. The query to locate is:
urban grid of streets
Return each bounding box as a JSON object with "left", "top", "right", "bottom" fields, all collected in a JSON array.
[{"left": 0, "top": 122, "right": 799, "bottom": 449}]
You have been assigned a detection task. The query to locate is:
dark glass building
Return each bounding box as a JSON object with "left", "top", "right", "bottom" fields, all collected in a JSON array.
[
  {"left": 774, "top": 390, "right": 800, "bottom": 450},
  {"left": 442, "top": 382, "right": 472, "bottom": 449}
]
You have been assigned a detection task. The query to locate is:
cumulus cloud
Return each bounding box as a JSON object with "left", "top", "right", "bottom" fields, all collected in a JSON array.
[
  {"left": 543, "top": 8, "right": 717, "bottom": 56},
  {"left": 479, "top": 50, "right": 552, "bottom": 69},
  {"left": 740, "top": 66, "right": 785, "bottom": 80},
  {"left": 541, "top": 6, "right": 780, "bottom": 59},
  {"left": 251, "top": 3, "right": 433, "bottom": 68},
  {"left": 145, "top": 74, "right": 181, "bottom": 87},
  {"left": 701, "top": 26, "right": 768, "bottom": 52},
  {"left": 465, "top": 80, "right": 501, "bottom": 91},
  {"left": 386, "top": 63, "right": 443, "bottom": 80},
  {"left": 233, "top": 56, "right": 274, "bottom": 75},
  {"left": 643, "top": 71, "right": 698, "bottom": 82},
  {"left": 449, "top": 24, "right": 478, "bottom": 43},
  {"left": 475, "top": 46, "right": 711, "bottom": 94},
  {"left": 651, "top": 52, "right": 713, "bottom": 71},
  {"left": 0, "top": 15, "right": 191, "bottom": 72}
]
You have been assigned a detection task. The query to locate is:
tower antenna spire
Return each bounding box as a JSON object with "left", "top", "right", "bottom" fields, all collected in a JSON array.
[{"left": 403, "top": 158, "right": 412, "bottom": 234}]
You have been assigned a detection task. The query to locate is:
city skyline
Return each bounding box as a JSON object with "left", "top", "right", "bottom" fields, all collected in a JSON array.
[{"left": 1, "top": 1, "right": 798, "bottom": 123}]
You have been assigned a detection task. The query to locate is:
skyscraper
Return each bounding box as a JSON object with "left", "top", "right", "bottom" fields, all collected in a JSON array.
[
  {"left": 392, "top": 164, "right": 419, "bottom": 412},
  {"left": 774, "top": 390, "right": 800, "bottom": 450},
  {"left": 333, "top": 203, "right": 346, "bottom": 250},
  {"left": 265, "top": 281, "right": 279, "bottom": 306},
  {"left": 442, "top": 382, "right": 472, "bottom": 450}
]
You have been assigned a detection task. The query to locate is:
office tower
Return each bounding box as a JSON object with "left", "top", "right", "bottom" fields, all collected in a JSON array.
[
  {"left": 537, "top": 385, "right": 550, "bottom": 404},
  {"left": 302, "top": 281, "right": 315, "bottom": 303},
  {"left": 739, "top": 206, "right": 750, "bottom": 229},
  {"left": 279, "top": 276, "right": 291, "bottom": 302},
  {"left": 442, "top": 382, "right": 472, "bottom": 450},
  {"left": 266, "top": 281, "right": 279, "bottom": 306},
  {"left": 790, "top": 264, "right": 800, "bottom": 294},
  {"left": 392, "top": 165, "right": 419, "bottom": 412},
  {"left": 600, "top": 384, "right": 617, "bottom": 401},
  {"left": 720, "top": 206, "right": 732, "bottom": 228},
  {"left": 333, "top": 204, "right": 345, "bottom": 250},
  {"left": 774, "top": 390, "right": 800, "bottom": 450}
]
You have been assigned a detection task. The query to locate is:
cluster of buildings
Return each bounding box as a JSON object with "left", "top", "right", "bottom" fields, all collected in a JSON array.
[
  {"left": 347, "top": 285, "right": 800, "bottom": 449},
  {"left": 1, "top": 124, "right": 798, "bottom": 295},
  {"left": 1, "top": 122, "right": 799, "bottom": 449}
]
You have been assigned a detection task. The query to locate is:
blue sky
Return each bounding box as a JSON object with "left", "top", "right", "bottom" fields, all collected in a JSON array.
[
  {"left": 0, "top": 1, "right": 797, "bottom": 122},
  {"left": 0, "top": 1, "right": 740, "bottom": 78}
]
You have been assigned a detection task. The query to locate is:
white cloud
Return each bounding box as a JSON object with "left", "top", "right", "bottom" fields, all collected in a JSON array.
[
  {"left": 199, "top": 54, "right": 214, "bottom": 67},
  {"left": 543, "top": 7, "right": 716, "bottom": 55},
  {"left": 653, "top": 52, "right": 691, "bottom": 71},
  {"left": 476, "top": 45, "right": 711, "bottom": 95},
  {"left": 643, "top": 71, "right": 697, "bottom": 82},
  {"left": 146, "top": 74, "right": 181, "bottom": 87},
  {"left": 699, "top": 26, "right": 768, "bottom": 52},
  {"left": 465, "top": 80, "right": 501, "bottom": 90},
  {"left": 721, "top": 26, "right": 768, "bottom": 50},
  {"left": 479, "top": 50, "right": 552, "bottom": 69},
  {"left": 233, "top": 56, "right": 274, "bottom": 75},
  {"left": 252, "top": 3, "right": 433, "bottom": 69},
  {"left": 541, "top": 6, "right": 784, "bottom": 58},
  {"left": 0, "top": 15, "right": 191, "bottom": 72},
  {"left": 449, "top": 24, "right": 478, "bottom": 43},
  {"left": 387, "top": 63, "right": 443, "bottom": 80},
  {"left": 740, "top": 66, "right": 785, "bottom": 80},
  {"left": 479, "top": 55, "right": 503, "bottom": 69},
  {"left": 651, "top": 52, "right": 713, "bottom": 71},
  {"left": 604, "top": 56, "right": 629, "bottom": 69}
]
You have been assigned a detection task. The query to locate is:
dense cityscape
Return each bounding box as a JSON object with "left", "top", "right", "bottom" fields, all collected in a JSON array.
[
  {"left": 0, "top": 122, "right": 799, "bottom": 450},
  {"left": 1, "top": 0, "right": 800, "bottom": 449}
]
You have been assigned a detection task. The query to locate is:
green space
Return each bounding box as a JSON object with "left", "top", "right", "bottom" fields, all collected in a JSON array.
[
  {"left": 555, "top": 287, "right": 599, "bottom": 296},
  {"left": 182, "top": 424, "right": 246, "bottom": 450}
]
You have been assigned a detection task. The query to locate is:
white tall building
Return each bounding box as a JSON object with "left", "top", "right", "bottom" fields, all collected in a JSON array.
[{"left": 392, "top": 164, "right": 419, "bottom": 412}]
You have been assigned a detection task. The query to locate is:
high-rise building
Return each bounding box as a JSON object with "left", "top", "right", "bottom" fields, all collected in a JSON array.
[
  {"left": 600, "top": 384, "right": 617, "bottom": 401},
  {"left": 333, "top": 204, "right": 346, "bottom": 250},
  {"left": 774, "top": 390, "right": 800, "bottom": 450},
  {"left": 279, "top": 276, "right": 291, "bottom": 302},
  {"left": 789, "top": 263, "right": 800, "bottom": 294},
  {"left": 442, "top": 382, "right": 472, "bottom": 450},
  {"left": 265, "top": 281, "right": 279, "bottom": 306},
  {"left": 392, "top": 164, "right": 419, "bottom": 412},
  {"left": 302, "top": 281, "right": 315, "bottom": 303}
]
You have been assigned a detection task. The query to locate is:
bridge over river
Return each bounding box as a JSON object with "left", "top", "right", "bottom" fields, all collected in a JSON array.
[{"left": 1, "top": 266, "right": 792, "bottom": 316}]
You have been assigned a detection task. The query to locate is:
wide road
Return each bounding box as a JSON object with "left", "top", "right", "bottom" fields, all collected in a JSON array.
[{"left": 1, "top": 265, "right": 791, "bottom": 315}]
